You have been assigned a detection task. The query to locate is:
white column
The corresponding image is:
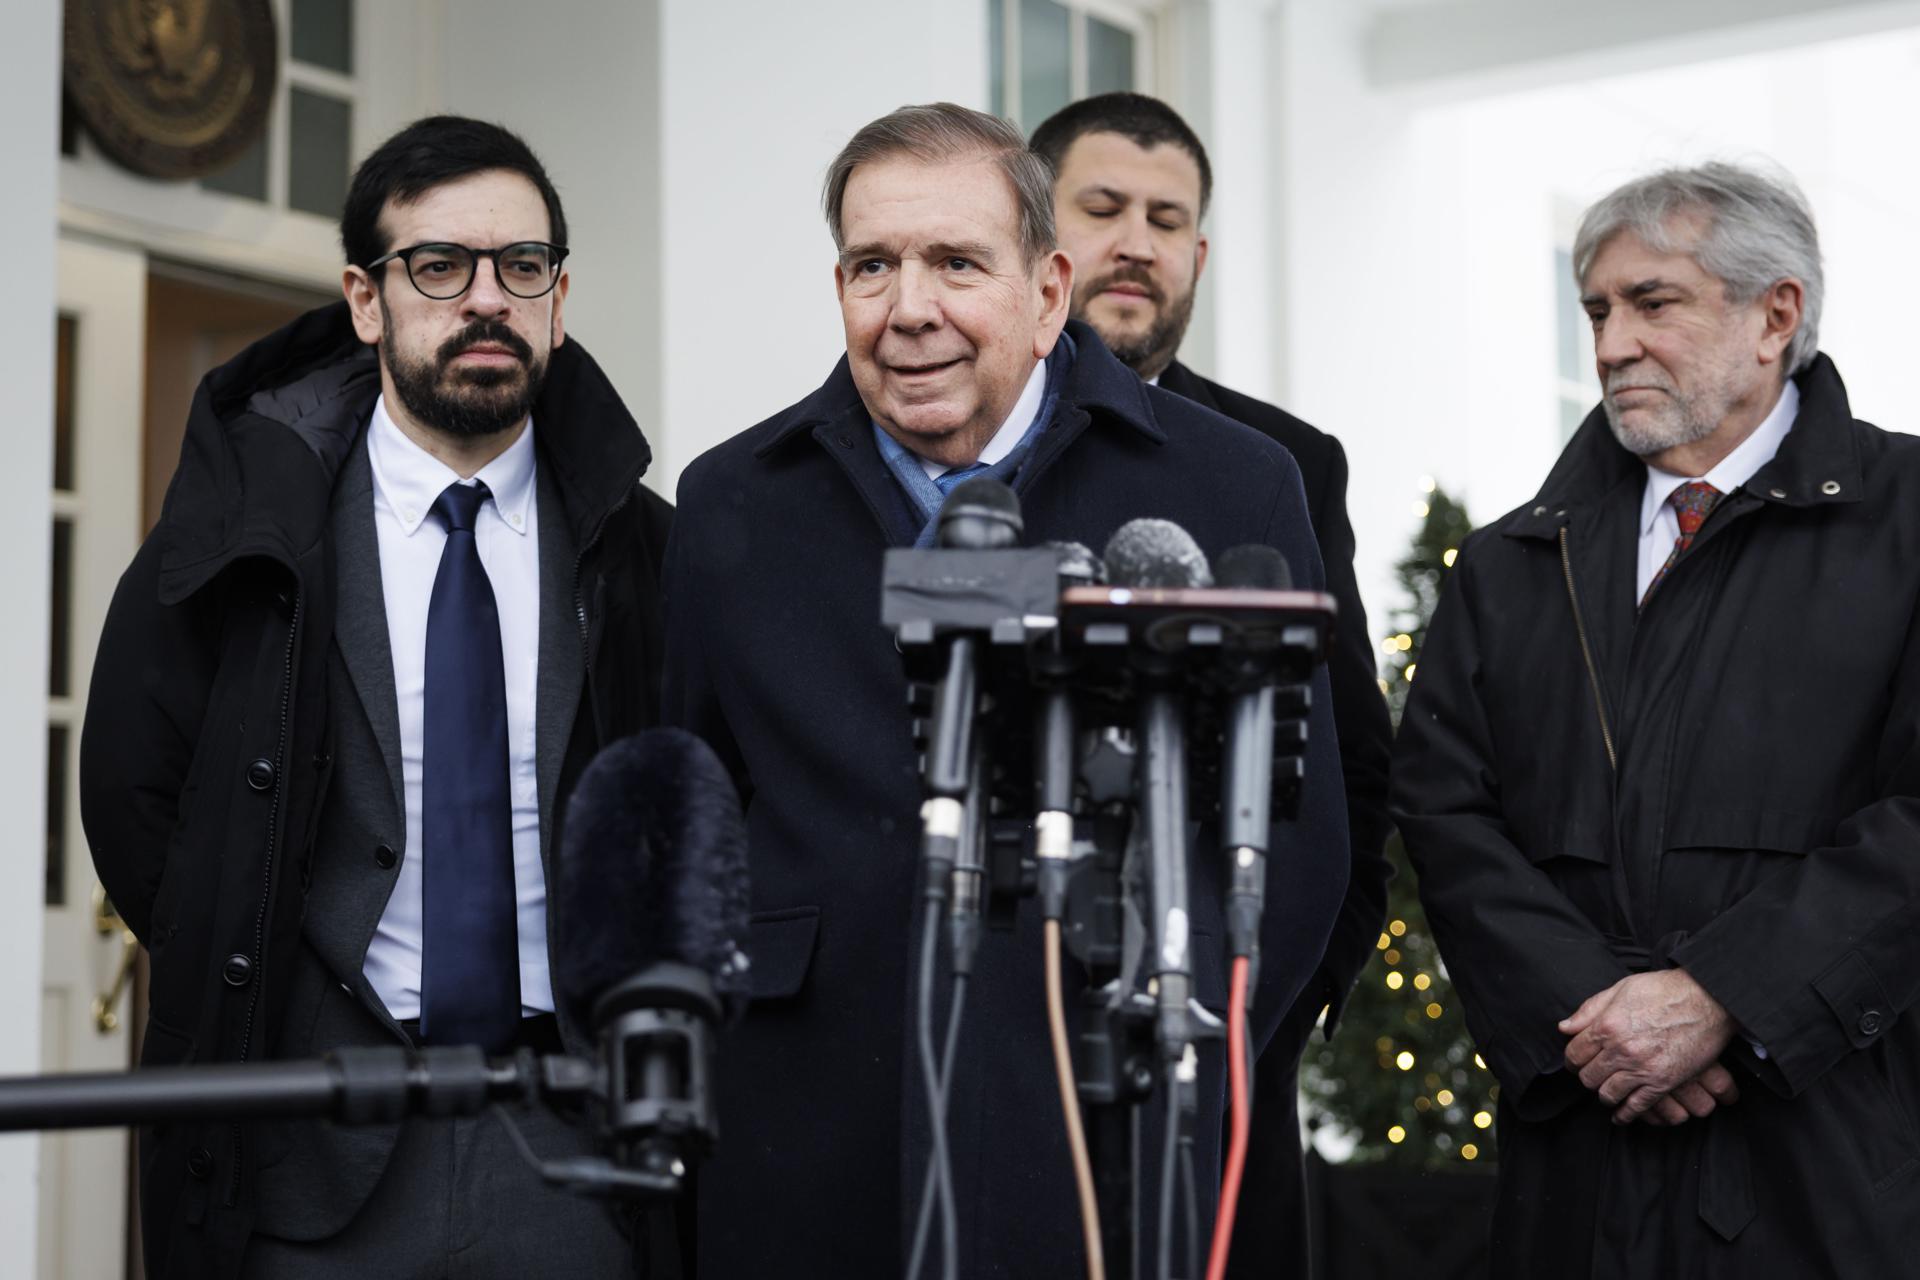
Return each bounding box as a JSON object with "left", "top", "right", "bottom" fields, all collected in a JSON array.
[
  {"left": 1159, "top": 0, "right": 1279, "bottom": 398},
  {"left": 1265, "top": 0, "right": 1426, "bottom": 629},
  {"left": 0, "top": 1, "right": 62, "bottom": 1257}
]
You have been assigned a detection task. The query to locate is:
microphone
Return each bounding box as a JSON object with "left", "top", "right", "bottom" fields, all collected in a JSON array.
[
  {"left": 1103, "top": 519, "right": 1211, "bottom": 1075},
  {"left": 1034, "top": 543, "right": 1104, "bottom": 919},
  {"left": 937, "top": 473, "right": 1023, "bottom": 550},
  {"left": 920, "top": 476, "right": 1025, "bottom": 907},
  {"left": 553, "top": 728, "right": 751, "bottom": 1187},
  {"left": 1212, "top": 546, "right": 1296, "bottom": 972},
  {"left": 1103, "top": 518, "right": 1213, "bottom": 589}
]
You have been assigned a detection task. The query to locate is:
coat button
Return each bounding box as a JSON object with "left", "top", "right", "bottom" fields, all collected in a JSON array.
[
  {"left": 222, "top": 954, "right": 253, "bottom": 987},
  {"left": 373, "top": 843, "right": 398, "bottom": 869},
  {"left": 1821, "top": 480, "right": 1842, "bottom": 495},
  {"left": 1768, "top": 488, "right": 1787, "bottom": 500},
  {"left": 186, "top": 1148, "right": 213, "bottom": 1178},
  {"left": 1532, "top": 505, "right": 1548, "bottom": 516},
  {"left": 1859, "top": 1009, "right": 1884, "bottom": 1036},
  {"left": 245, "top": 758, "right": 276, "bottom": 791}
]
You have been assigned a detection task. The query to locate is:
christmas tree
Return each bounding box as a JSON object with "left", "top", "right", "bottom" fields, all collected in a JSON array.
[{"left": 1299, "top": 480, "right": 1499, "bottom": 1169}]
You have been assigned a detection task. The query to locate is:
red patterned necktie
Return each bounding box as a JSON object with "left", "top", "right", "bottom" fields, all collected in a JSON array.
[{"left": 1640, "top": 479, "right": 1722, "bottom": 609}]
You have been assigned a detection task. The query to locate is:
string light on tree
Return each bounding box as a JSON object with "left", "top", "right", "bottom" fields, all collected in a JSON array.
[{"left": 1301, "top": 480, "right": 1497, "bottom": 1169}]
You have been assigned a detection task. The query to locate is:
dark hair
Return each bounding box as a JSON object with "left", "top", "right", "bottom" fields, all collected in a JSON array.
[
  {"left": 823, "top": 103, "right": 1057, "bottom": 267},
  {"left": 1029, "top": 93, "right": 1212, "bottom": 219},
  {"left": 340, "top": 115, "right": 568, "bottom": 269}
]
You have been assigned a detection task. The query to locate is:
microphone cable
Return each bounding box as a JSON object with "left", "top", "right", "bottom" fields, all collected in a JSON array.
[
  {"left": 1045, "top": 916, "right": 1106, "bottom": 1280},
  {"left": 907, "top": 898, "right": 960, "bottom": 1280},
  {"left": 1205, "top": 956, "right": 1253, "bottom": 1280}
]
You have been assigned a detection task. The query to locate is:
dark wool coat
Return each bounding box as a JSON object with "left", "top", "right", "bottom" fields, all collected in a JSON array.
[
  {"left": 663, "top": 322, "right": 1351, "bottom": 1278},
  {"left": 78, "top": 302, "right": 672, "bottom": 1280},
  {"left": 1159, "top": 360, "right": 1395, "bottom": 1280},
  {"left": 1392, "top": 355, "right": 1920, "bottom": 1278}
]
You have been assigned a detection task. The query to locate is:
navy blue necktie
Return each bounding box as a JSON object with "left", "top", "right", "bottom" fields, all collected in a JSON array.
[{"left": 418, "top": 480, "right": 520, "bottom": 1051}]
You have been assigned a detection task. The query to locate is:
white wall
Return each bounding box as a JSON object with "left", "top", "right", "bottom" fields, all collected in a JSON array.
[
  {"left": 435, "top": 0, "right": 665, "bottom": 483},
  {"left": 0, "top": 2, "right": 62, "bottom": 1258},
  {"left": 653, "top": 0, "right": 989, "bottom": 498}
]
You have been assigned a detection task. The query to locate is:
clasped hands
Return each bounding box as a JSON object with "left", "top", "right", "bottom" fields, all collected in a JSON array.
[{"left": 1560, "top": 969, "right": 1740, "bottom": 1126}]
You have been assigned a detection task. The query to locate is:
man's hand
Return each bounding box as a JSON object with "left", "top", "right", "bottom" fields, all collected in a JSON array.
[
  {"left": 1623, "top": 1062, "right": 1741, "bottom": 1126},
  {"left": 1560, "top": 969, "right": 1737, "bottom": 1124}
]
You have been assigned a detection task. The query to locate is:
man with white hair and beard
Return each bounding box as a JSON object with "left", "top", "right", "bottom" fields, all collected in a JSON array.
[{"left": 1392, "top": 162, "right": 1920, "bottom": 1276}]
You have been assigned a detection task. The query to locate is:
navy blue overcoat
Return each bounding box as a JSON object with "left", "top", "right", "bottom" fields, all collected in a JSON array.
[{"left": 663, "top": 322, "right": 1349, "bottom": 1277}]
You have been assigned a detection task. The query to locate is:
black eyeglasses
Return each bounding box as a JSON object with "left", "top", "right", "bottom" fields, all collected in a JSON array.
[{"left": 366, "top": 241, "right": 569, "bottom": 300}]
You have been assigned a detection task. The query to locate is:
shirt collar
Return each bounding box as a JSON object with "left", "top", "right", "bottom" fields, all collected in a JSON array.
[
  {"left": 1638, "top": 378, "right": 1800, "bottom": 536},
  {"left": 918, "top": 358, "right": 1048, "bottom": 482},
  {"left": 368, "top": 395, "right": 535, "bottom": 537}
]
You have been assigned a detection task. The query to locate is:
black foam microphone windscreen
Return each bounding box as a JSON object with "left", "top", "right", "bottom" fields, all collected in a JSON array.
[
  {"left": 1103, "top": 518, "right": 1214, "bottom": 588},
  {"left": 1214, "top": 544, "right": 1293, "bottom": 591},
  {"left": 935, "top": 474, "right": 1023, "bottom": 549},
  {"left": 1043, "top": 539, "right": 1106, "bottom": 586},
  {"left": 553, "top": 728, "right": 751, "bottom": 1032}
]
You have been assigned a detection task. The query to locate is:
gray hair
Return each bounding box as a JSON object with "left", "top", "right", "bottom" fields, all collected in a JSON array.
[
  {"left": 823, "top": 102, "right": 1057, "bottom": 267},
  {"left": 1572, "top": 161, "right": 1824, "bottom": 375}
]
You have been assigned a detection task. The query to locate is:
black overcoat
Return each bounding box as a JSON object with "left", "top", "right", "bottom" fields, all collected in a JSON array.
[
  {"left": 78, "top": 302, "right": 673, "bottom": 1279},
  {"left": 1391, "top": 354, "right": 1920, "bottom": 1277},
  {"left": 1158, "top": 360, "right": 1395, "bottom": 1280},
  {"left": 663, "top": 322, "right": 1351, "bottom": 1277}
]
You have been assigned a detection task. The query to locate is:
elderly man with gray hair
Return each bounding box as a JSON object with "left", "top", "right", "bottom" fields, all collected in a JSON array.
[
  {"left": 663, "top": 102, "right": 1348, "bottom": 1277},
  {"left": 1392, "top": 160, "right": 1920, "bottom": 1276}
]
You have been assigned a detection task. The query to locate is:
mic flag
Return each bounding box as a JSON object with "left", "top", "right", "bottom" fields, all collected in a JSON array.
[
  {"left": 1104, "top": 518, "right": 1214, "bottom": 588},
  {"left": 552, "top": 728, "right": 752, "bottom": 1034}
]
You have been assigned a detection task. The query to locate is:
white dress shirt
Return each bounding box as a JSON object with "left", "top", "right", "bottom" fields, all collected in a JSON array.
[
  {"left": 919, "top": 357, "right": 1048, "bottom": 482},
  {"left": 1635, "top": 380, "right": 1801, "bottom": 602},
  {"left": 362, "top": 396, "right": 553, "bottom": 1019}
]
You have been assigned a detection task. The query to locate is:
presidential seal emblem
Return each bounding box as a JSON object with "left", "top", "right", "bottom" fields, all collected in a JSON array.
[{"left": 64, "top": 0, "right": 278, "bottom": 181}]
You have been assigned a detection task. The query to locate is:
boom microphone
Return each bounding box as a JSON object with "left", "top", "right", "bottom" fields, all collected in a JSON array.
[
  {"left": 1104, "top": 518, "right": 1213, "bottom": 588},
  {"left": 1214, "top": 544, "right": 1292, "bottom": 591},
  {"left": 553, "top": 728, "right": 751, "bottom": 1177}
]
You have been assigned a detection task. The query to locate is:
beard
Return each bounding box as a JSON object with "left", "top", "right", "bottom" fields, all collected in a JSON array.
[
  {"left": 1601, "top": 359, "right": 1739, "bottom": 457},
  {"left": 382, "top": 315, "right": 546, "bottom": 439},
  {"left": 1071, "top": 266, "right": 1196, "bottom": 381}
]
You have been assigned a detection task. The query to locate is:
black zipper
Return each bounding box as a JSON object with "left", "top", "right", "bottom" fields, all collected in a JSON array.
[
  {"left": 228, "top": 586, "right": 300, "bottom": 1203},
  {"left": 571, "top": 481, "right": 638, "bottom": 686}
]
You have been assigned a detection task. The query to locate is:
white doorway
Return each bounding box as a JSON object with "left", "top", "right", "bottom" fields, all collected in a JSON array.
[{"left": 42, "top": 235, "right": 146, "bottom": 1280}]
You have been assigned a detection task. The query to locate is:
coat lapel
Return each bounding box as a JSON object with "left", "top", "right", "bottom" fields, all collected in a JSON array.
[{"left": 329, "top": 434, "right": 404, "bottom": 822}]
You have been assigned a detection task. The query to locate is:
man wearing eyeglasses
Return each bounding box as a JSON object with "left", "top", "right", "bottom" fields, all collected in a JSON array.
[{"left": 80, "top": 116, "right": 671, "bottom": 1279}]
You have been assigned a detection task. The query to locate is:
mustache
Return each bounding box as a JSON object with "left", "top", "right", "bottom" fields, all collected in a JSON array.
[
  {"left": 1605, "top": 366, "right": 1675, "bottom": 396},
  {"left": 1081, "top": 266, "right": 1164, "bottom": 306},
  {"left": 437, "top": 320, "right": 534, "bottom": 367}
]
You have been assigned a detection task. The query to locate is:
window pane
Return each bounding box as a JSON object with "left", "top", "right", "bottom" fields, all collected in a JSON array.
[
  {"left": 49, "top": 518, "right": 72, "bottom": 699},
  {"left": 1554, "top": 247, "right": 1583, "bottom": 384},
  {"left": 1020, "top": 0, "right": 1071, "bottom": 133},
  {"left": 1087, "top": 17, "right": 1135, "bottom": 96},
  {"left": 201, "top": 128, "right": 269, "bottom": 203},
  {"left": 292, "top": 0, "right": 353, "bottom": 74},
  {"left": 53, "top": 314, "right": 75, "bottom": 492},
  {"left": 289, "top": 89, "right": 353, "bottom": 219},
  {"left": 989, "top": 0, "right": 1006, "bottom": 117},
  {"left": 46, "top": 724, "right": 67, "bottom": 906}
]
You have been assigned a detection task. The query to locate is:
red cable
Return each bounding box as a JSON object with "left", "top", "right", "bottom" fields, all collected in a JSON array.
[{"left": 1206, "top": 956, "right": 1252, "bottom": 1280}]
